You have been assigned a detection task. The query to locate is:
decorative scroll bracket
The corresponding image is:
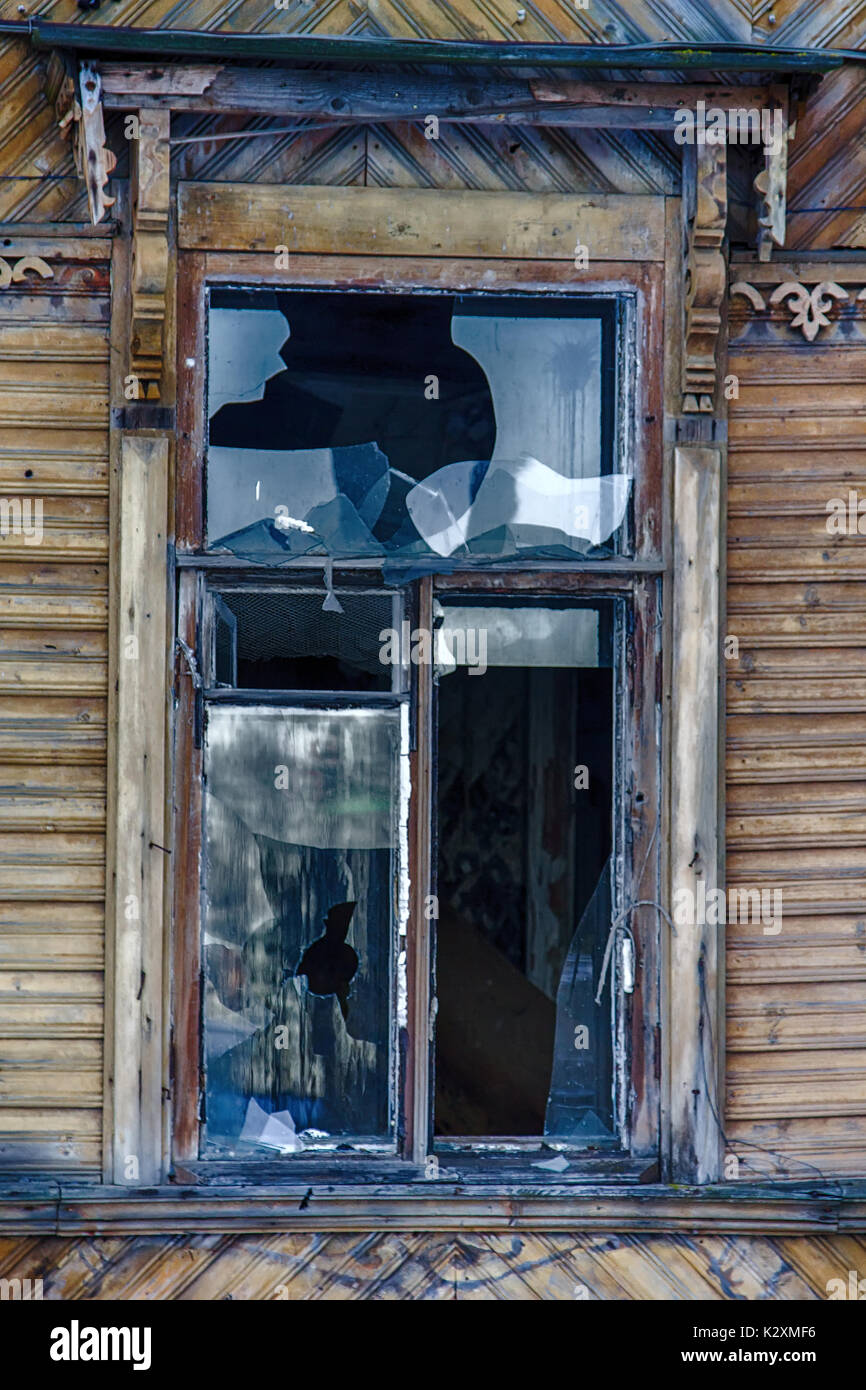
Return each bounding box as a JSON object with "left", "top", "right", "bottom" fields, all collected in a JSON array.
[
  {"left": 49, "top": 60, "right": 117, "bottom": 226},
  {"left": 682, "top": 142, "right": 727, "bottom": 414},
  {"left": 130, "top": 110, "right": 171, "bottom": 402},
  {"left": 754, "top": 97, "right": 793, "bottom": 264}
]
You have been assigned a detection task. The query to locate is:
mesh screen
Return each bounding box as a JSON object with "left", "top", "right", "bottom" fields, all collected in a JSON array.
[{"left": 215, "top": 589, "right": 395, "bottom": 686}]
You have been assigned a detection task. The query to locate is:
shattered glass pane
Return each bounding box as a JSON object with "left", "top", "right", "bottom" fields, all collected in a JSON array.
[
  {"left": 201, "top": 705, "right": 400, "bottom": 1153},
  {"left": 206, "top": 289, "right": 628, "bottom": 568}
]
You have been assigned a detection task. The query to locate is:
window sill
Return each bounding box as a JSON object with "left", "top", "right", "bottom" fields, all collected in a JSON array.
[
  {"left": 171, "top": 1150, "right": 643, "bottom": 1187},
  {"left": 0, "top": 1177, "right": 864, "bottom": 1235}
]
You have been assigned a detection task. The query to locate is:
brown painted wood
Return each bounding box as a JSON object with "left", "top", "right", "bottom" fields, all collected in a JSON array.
[{"left": 175, "top": 253, "right": 205, "bottom": 552}]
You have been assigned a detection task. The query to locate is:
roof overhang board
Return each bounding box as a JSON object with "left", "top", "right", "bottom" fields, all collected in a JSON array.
[{"left": 0, "top": 23, "right": 856, "bottom": 70}]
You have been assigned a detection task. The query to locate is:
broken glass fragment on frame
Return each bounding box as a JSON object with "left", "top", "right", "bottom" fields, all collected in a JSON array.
[
  {"left": 206, "top": 289, "right": 629, "bottom": 567},
  {"left": 545, "top": 859, "right": 616, "bottom": 1141}
]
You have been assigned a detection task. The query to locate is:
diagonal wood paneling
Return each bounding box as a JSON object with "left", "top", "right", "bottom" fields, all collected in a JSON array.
[
  {"left": 0, "top": 1231, "right": 863, "bottom": 1299},
  {"left": 0, "top": 0, "right": 752, "bottom": 41},
  {"left": 0, "top": 50, "right": 682, "bottom": 223},
  {"left": 785, "top": 67, "right": 866, "bottom": 251},
  {"left": 752, "top": 0, "right": 866, "bottom": 50},
  {"left": 169, "top": 116, "right": 679, "bottom": 194}
]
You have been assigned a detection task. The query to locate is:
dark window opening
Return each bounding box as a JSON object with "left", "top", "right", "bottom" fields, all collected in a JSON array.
[{"left": 433, "top": 599, "right": 616, "bottom": 1142}]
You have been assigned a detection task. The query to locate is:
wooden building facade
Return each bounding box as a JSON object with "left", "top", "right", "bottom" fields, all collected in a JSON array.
[{"left": 1, "top": 0, "right": 866, "bottom": 1300}]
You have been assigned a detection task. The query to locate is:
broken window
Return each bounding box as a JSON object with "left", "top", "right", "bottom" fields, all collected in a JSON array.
[
  {"left": 172, "top": 269, "right": 661, "bottom": 1173},
  {"left": 205, "top": 289, "right": 629, "bottom": 567}
]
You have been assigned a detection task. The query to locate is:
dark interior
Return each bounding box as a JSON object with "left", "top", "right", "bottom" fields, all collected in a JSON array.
[{"left": 434, "top": 625, "right": 614, "bottom": 1138}]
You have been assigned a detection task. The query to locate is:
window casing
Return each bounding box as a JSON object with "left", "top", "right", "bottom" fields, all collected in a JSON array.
[{"left": 171, "top": 254, "right": 664, "bottom": 1178}]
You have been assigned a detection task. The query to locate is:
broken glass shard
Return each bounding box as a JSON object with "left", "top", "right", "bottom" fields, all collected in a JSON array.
[{"left": 544, "top": 859, "right": 616, "bottom": 1140}]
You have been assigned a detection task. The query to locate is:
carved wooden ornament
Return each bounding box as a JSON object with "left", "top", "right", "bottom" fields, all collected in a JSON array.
[
  {"left": 77, "top": 64, "right": 117, "bottom": 226},
  {"left": 754, "top": 101, "right": 792, "bottom": 264},
  {"left": 130, "top": 110, "right": 171, "bottom": 402},
  {"left": 731, "top": 280, "right": 851, "bottom": 340},
  {"left": 0, "top": 256, "right": 53, "bottom": 289},
  {"left": 52, "top": 58, "right": 117, "bottom": 226},
  {"left": 682, "top": 143, "right": 727, "bottom": 414}
]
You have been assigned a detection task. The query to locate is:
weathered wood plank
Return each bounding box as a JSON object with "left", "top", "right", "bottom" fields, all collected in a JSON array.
[
  {"left": 105, "top": 435, "right": 169, "bottom": 1187},
  {"left": 98, "top": 63, "right": 782, "bottom": 131},
  {"left": 178, "top": 183, "right": 665, "bottom": 260},
  {"left": 670, "top": 446, "right": 723, "bottom": 1183}
]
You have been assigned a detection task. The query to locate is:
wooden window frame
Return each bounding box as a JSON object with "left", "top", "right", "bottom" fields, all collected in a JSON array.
[
  {"left": 170, "top": 244, "right": 665, "bottom": 1179},
  {"left": 101, "top": 182, "right": 726, "bottom": 1198}
]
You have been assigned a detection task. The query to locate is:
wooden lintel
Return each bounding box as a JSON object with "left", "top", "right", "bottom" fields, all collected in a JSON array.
[
  {"left": 130, "top": 109, "right": 170, "bottom": 402},
  {"left": 97, "top": 62, "right": 786, "bottom": 130},
  {"left": 178, "top": 183, "right": 665, "bottom": 261}
]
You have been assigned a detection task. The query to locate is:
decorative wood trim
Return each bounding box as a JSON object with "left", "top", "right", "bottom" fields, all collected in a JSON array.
[
  {"left": 0, "top": 256, "right": 52, "bottom": 288},
  {"left": 754, "top": 96, "right": 791, "bottom": 263},
  {"left": 51, "top": 59, "right": 117, "bottom": 226},
  {"left": 130, "top": 110, "right": 171, "bottom": 401},
  {"left": 106, "top": 434, "right": 170, "bottom": 1185},
  {"left": 77, "top": 64, "right": 117, "bottom": 227},
  {"left": 682, "top": 143, "right": 727, "bottom": 413},
  {"left": 731, "top": 277, "right": 858, "bottom": 339},
  {"left": 177, "top": 184, "right": 666, "bottom": 262},
  {"left": 670, "top": 445, "right": 722, "bottom": 1184},
  {"left": 729, "top": 279, "right": 767, "bottom": 311}
]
